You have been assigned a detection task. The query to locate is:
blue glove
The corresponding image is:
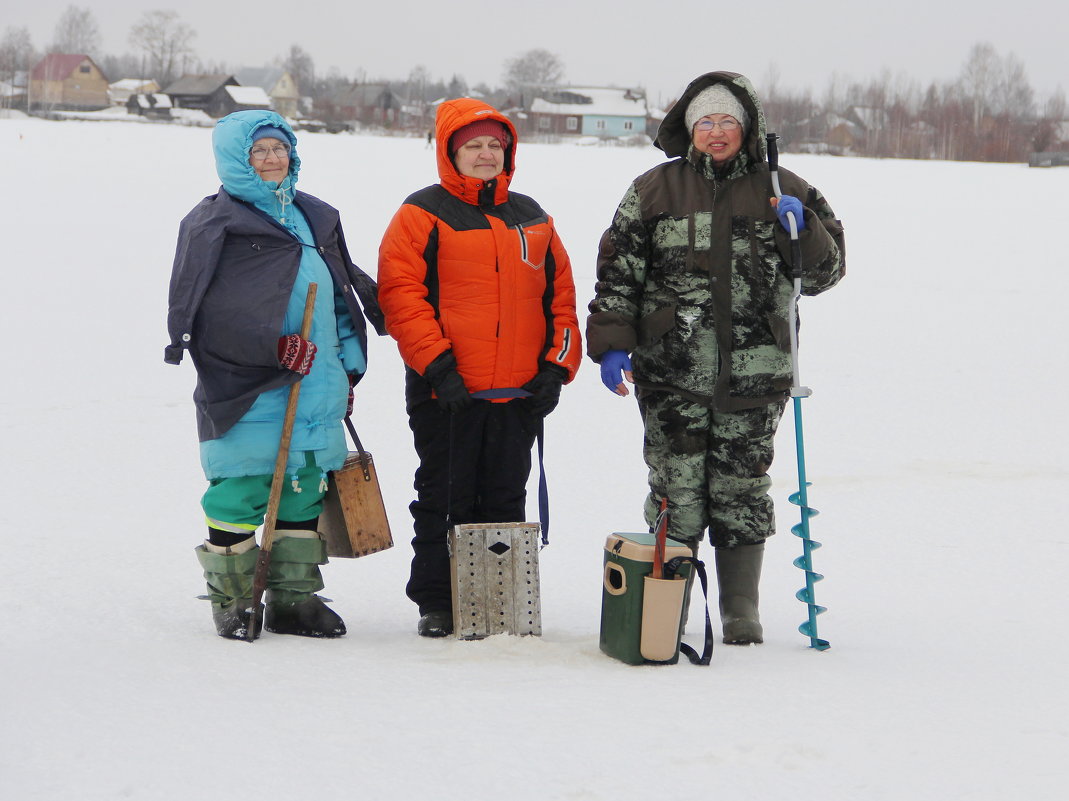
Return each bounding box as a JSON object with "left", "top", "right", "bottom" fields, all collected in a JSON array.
[
  {"left": 775, "top": 195, "right": 806, "bottom": 233},
  {"left": 599, "top": 350, "right": 633, "bottom": 394}
]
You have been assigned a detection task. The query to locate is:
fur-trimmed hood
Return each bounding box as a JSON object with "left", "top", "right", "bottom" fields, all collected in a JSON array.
[{"left": 656, "top": 71, "right": 768, "bottom": 165}]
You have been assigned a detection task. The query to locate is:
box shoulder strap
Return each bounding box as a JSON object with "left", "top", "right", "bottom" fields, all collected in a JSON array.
[{"left": 666, "top": 556, "right": 713, "bottom": 666}]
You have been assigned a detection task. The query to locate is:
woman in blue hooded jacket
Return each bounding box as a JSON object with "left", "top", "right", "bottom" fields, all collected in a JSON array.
[{"left": 167, "top": 110, "right": 384, "bottom": 640}]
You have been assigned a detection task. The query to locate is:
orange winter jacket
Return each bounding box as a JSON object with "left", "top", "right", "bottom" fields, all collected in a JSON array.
[{"left": 378, "top": 98, "right": 581, "bottom": 407}]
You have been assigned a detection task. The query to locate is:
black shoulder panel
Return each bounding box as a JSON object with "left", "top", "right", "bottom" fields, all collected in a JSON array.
[{"left": 406, "top": 184, "right": 490, "bottom": 231}]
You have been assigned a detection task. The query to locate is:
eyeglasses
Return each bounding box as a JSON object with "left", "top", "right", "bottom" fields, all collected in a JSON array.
[
  {"left": 694, "top": 118, "right": 740, "bottom": 132},
  {"left": 249, "top": 143, "right": 291, "bottom": 161}
]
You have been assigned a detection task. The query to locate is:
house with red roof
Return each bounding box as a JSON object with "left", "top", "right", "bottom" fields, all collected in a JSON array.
[{"left": 29, "top": 54, "right": 109, "bottom": 112}]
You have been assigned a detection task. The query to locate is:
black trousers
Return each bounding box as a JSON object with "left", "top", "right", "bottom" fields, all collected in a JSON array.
[{"left": 405, "top": 399, "right": 538, "bottom": 614}]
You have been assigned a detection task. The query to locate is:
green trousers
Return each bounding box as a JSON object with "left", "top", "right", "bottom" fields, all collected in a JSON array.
[
  {"left": 637, "top": 389, "right": 785, "bottom": 549},
  {"left": 201, "top": 454, "right": 328, "bottom": 534}
]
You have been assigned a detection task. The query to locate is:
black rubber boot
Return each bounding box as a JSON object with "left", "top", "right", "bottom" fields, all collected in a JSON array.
[
  {"left": 265, "top": 532, "right": 346, "bottom": 638},
  {"left": 417, "top": 610, "right": 454, "bottom": 638},
  {"left": 715, "top": 542, "right": 764, "bottom": 645},
  {"left": 265, "top": 595, "right": 346, "bottom": 638}
]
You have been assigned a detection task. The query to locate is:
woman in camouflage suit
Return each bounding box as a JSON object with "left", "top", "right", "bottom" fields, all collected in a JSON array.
[{"left": 586, "top": 71, "right": 844, "bottom": 644}]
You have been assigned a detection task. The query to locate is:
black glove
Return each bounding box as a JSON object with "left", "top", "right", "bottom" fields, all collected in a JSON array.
[
  {"left": 522, "top": 364, "right": 568, "bottom": 417},
  {"left": 424, "top": 351, "right": 473, "bottom": 413}
]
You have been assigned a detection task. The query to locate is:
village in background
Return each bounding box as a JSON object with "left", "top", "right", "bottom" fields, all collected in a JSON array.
[{"left": 1, "top": 7, "right": 1067, "bottom": 166}]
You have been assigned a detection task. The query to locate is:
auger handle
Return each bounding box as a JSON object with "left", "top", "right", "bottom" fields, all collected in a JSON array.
[{"left": 766, "top": 133, "right": 780, "bottom": 172}]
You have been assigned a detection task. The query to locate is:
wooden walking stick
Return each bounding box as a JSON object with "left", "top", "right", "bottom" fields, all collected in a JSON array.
[{"left": 247, "top": 282, "right": 318, "bottom": 641}]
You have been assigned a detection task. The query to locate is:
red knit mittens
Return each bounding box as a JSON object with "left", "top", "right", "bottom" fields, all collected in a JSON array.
[{"left": 277, "top": 335, "right": 317, "bottom": 375}]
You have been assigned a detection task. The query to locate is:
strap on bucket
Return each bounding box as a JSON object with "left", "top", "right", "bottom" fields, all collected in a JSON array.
[{"left": 665, "top": 556, "right": 714, "bottom": 666}]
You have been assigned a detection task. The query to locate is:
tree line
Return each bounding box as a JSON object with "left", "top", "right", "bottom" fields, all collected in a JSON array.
[
  {"left": 760, "top": 43, "right": 1066, "bottom": 162},
  {"left": 2, "top": 6, "right": 1065, "bottom": 163}
]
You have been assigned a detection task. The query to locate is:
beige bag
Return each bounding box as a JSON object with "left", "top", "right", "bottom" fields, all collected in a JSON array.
[{"left": 319, "top": 420, "right": 393, "bottom": 558}]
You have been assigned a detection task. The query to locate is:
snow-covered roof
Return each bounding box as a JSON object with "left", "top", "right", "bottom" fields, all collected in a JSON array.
[
  {"left": 225, "top": 85, "right": 272, "bottom": 106},
  {"left": 530, "top": 87, "right": 648, "bottom": 118},
  {"left": 110, "top": 78, "right": 157, "bottom": 91},
  {"left": 132, "top": 93, "right": 173, "bottom": 109}
]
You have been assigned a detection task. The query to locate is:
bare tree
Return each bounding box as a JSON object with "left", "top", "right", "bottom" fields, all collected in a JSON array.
[
  {"left": 50, "top": 5, "right": 100, "bottom": 55},
  {"left": 1044, "top": 88, "right": 1066, "bottom": 123},
  {"left": 281, "top": 44, "right": 314, "bottom": 97},
  {"left": 503, "top": 49, "right": 564, "bottom": 97},
  {"left": 128, "top": 10, "right": 196, "bottom": 88},
  {"left": 958, "top": 42, "right": 1000, "bottom": 133},
  {"left": 993, "top": 53, "right": 1033, "bottom": 119},
  {"left": 406, "top": 65, "right": 433, "bottom": 103},
  {"left": 0, "top": 27, "right": 35, "bottom": 109},
  {"left": 97, "top": 52, "right": 144, "bottom": 82},
  {"left": 446, "top": 74, "right": 468, "bottom": 100},
  {"left": 0, "top": 26, "right": 35, "bottom": 81}
]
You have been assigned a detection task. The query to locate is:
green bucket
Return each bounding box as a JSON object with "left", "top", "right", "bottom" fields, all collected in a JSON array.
[{"left": 599, "top": 532, "right": 693, "bottom": 665}]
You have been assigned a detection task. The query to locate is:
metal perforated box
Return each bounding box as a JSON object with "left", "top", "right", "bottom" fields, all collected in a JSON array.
[{"left": 448, "top": 523, "right": 542, "bottom": 639}]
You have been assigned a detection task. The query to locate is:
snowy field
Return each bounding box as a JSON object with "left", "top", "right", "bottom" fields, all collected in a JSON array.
[{"left": 2, "top": 115, "right": 1067, "bottom": 800}]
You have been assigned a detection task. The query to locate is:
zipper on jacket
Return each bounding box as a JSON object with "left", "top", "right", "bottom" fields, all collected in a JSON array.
[{"left": 516, "top": 226, "right": 529, "bottom": 262}]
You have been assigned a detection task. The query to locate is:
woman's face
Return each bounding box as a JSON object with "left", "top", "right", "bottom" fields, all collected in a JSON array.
[
  {"left": 249, "top": 137, "right": 291, "bottom": 182},
  {"left": 453, "top": 135, "right": 505, "bottom": 180},
  {"left": 691, "top": 114, "right": 744, "bottom": 164}
]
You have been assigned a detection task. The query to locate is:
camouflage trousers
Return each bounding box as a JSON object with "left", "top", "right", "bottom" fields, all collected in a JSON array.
[{"left": 637, "top": 389, "right": 786, "bottom": 549}]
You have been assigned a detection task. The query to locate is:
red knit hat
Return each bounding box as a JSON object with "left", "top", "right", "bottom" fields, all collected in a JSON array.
[{"left": 449, "top": 119, "right": 510, "bottom": 153}]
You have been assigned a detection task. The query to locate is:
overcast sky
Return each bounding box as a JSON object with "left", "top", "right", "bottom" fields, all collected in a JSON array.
[{"left": 12, "top": 0, "right": 1068, "bottom": 105}]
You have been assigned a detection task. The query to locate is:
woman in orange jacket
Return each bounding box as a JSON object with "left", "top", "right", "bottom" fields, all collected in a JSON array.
[{"left": 378, "top": 98, "right": 581, "bottom": 636}]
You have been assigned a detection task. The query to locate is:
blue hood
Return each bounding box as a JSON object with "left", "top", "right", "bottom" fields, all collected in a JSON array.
[{"left": 212, "top": 110, "right": 302, "bottom": 228}]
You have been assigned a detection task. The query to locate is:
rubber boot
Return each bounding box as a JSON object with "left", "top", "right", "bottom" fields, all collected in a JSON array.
[
  {"left": 417, "top": 610, "right": 454, "bottom": 638},
  {"left": 195, "top": 537, "right": 262, "bottom": 640},
  {"left": 715, "top": 542, "right": 764, "bottom": 645},
  {"left": 264, "top": 531, "right": 346, "bottom": 638}
]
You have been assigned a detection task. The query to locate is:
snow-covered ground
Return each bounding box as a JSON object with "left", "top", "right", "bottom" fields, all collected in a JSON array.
[{"left": 2, "top": 117, "right": 1066, "bottom": 800}]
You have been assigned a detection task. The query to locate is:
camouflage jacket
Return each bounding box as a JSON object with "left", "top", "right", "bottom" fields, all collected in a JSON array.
[{"left": 586, "top": 72, "right": 845, "bottom": 411}]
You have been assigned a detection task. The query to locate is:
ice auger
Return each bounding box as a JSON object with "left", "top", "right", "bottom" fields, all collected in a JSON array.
[{"left": 767, "top": 134, "right": 830, "bottom": 651}]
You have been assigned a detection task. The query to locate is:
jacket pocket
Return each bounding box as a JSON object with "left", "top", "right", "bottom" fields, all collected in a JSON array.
[
  {"left": 685, "top": 212, "right": 712, "bottom": 274},
  {"left": 638, "top": 304, "right": 677, "bottom": 346},
  {"left": 764, "top": 311, "right": 791, "bottom": 352}
]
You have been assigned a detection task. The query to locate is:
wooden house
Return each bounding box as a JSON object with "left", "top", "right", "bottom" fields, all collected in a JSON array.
[
  {"left": 321, "top": 83, "right": 403, "bottom": 127},
  {"left": 163, "top": 74, "right": 270, "bottom": 118},
  {"left": 235, "top": 67, "right": 299, "bottom": 118},
  {"left": 29, "top": 54, "right": 109, "bottom": 112},
  {"left": 108, "top": 78, "right": 160, "bottom": 106},
  {"left": 126, "top": 92, "right": 173, "bottom": 120},
  {"left": 526, "top": 87, "right": 649, "bottom": 140},
  {"left": 1, "top": 72, "right": 27, "bottom": 110}
]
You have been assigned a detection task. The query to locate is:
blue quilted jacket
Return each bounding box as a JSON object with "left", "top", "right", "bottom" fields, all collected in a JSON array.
[{"left": 166, "top": 110, "right": 383, "bottom": 478}]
